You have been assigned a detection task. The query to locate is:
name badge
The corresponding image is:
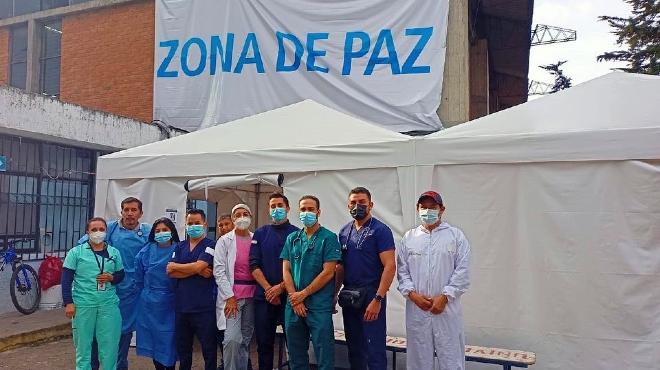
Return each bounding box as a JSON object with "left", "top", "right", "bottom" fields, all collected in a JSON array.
[{"left": 97, "top": 282, "right": 107, "bottom": 291}]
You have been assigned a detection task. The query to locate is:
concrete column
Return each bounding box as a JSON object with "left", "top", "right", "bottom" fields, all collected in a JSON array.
[
  {"left": 469, "top": 38, "right": 489, "bottom": 120},
  {"left": 25, "top": 19, "right": 41, "bottom": 93},
  {"left": 438, "top": 0, "right": 470, "bottom": 128}
]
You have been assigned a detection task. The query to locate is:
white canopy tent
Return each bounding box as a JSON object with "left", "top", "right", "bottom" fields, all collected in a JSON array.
[
  {"left": 416, "top": 72, "right": 660, "bottom": 369},
  {"left": 95, "top": 73, "right": 660, "bottom": 369},
  {"left": 95, "top": 99, "right": 419, "bottom": 339}
]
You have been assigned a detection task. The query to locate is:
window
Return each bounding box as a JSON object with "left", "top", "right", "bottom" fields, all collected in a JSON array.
[
  {"left": 0, "top": 0, "right": 89, "bottom": 19},
  {"left": 0, "top": 0, "right": 11, "bottom": 20},
  {"left": 41, "top": 0, "right": 69, "bottom": 11},
  {"left": 9, "top": 25, "right": 28, "bottom": 90},
  {"left": 40, "top": 20, "right": 62, "bottom": 97},
  {"left": 13, "top": 0, "right": 40, "bottom": 17}
]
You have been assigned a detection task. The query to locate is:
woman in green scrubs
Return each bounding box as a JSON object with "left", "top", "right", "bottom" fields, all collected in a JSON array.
[{"left": 62, "top": 217, "right": 125, "bottom": 370}]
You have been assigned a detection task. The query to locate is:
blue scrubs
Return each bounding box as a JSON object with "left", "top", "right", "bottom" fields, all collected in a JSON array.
[
  {"left": 338, "top": 217, "right": 395, "bottom": 370},
  {"left": 135, "top": 242, "right": 177, "bottom": 367},
  {"left": 171, "top": 237, "right": 217, "bottom": 370},
  {"left": 249, "top": 221, "right": 299, "bottom": 370},
  {"left": 79, "top": 219, "right": 151, "bottom": 370}
]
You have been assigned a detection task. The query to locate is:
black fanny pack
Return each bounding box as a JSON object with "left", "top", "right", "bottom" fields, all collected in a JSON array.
[{"left": 338, "top": 286, "right": 370, "bottom": 310}]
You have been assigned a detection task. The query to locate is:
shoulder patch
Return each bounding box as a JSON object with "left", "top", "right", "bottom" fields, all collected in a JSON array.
[{"left": 205, "top": 247, "right": 214, "bottom": 255}]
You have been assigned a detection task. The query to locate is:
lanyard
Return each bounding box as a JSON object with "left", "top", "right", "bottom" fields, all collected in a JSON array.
[{"left": 90, "top": 246, "right": 106, "bottom": 274}]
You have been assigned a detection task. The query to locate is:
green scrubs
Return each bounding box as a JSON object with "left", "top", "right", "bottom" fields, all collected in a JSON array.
[
  {"left": 63, "top": 243, "right": 124, "bottom": 370},
  {"left": 280, "top": 227, "right": 341, "bottom": 370}
]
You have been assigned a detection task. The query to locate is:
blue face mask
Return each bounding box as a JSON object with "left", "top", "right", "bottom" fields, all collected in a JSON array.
[
  {"left": 299, "top": 212, "right": 318, "bottom": 228},
  {"left": 419, "top": 208, "right": 440, "bottom": 225},
  {"left": 186, "top": 224, "right": 205, "bottom": 238},
  {"left": 154, "top": 231, "right": 172, "bottom": 244},
  {"left": 270, "top": 207, "right": 287, "bottom": 223}
]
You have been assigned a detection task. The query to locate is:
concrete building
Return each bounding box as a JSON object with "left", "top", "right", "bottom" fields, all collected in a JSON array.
[{"left": 0, "top": 0, "right": 533, "bottom": 259}]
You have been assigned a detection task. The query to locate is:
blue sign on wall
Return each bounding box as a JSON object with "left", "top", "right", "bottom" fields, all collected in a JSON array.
[{"left": 0, "top": 155, "right": 7, "bottom": 172}]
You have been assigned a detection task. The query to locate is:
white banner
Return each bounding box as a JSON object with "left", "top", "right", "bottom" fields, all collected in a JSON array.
[{"left": 154, "top": 0, "right": 449, "bottom": 132}]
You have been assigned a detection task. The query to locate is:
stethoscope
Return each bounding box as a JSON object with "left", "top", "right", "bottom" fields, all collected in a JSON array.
[
  {"left": 342, "top": 218, "right": 374, "bottom": 251},
  {"left": 291, "top": 230, "right": 320, "bottom": 260}
]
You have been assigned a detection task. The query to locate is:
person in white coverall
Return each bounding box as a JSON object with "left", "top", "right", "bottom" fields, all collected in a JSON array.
[{"left": 397, "top": 191, "right": 471, "bottom": 370}]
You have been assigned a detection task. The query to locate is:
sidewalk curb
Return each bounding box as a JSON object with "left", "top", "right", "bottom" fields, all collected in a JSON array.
[{"left": 0, "top": 322, "right": 71, "bottom": 352}]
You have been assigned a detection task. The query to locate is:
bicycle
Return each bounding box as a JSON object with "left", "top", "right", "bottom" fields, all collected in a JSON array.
[{"left": 0, "top": 239, "right": 41, "bottom": 314}]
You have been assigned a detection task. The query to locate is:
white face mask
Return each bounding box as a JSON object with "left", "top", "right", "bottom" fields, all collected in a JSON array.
[
  {"left": 234, "top": 216, "right": 251, "bottom": 230},
  {"left": 89, "top": 231, "right": 106, "bottom": 244},
  {"left": 418, "top": 208, "right": 440, "bottom": 225}
]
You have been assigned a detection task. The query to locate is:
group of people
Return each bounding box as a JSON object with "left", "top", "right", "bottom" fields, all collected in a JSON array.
[{"left": 62, "top": 187, "right": 471, "bottom": 370}]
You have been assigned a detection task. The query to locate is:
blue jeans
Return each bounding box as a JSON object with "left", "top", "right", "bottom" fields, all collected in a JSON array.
[{"left": 91, "top": 332, "right": 133, "bottom": 370}]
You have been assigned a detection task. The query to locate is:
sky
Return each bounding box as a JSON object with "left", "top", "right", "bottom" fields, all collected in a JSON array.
[{"left": 529, "top": 0, "right": 632, "bottom": 87}]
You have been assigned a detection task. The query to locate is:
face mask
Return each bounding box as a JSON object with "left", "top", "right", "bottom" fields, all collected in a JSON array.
[
  {"left": 299, "top": 212, "right": 318, "bottom": 228},
  {"left": 89, "top": 231, "right": 106, "bottom": 244},
  {"left": 154, "top": 231, "right": 172, "bottom": 244},
  {"left": 350, "top": 204, "right": 369, "bottom": 221},
  {"left": 186, "top": 224, "right": 205, "bottom": 238},
  {"left": 270, "top": 207, "right": 287, "bottom": 223},
  {"left": 418, "top": 209, "right": 440, "bottom": 225},
  {"left": 234, "top": 216, "right": 251, "bottom": 230}
]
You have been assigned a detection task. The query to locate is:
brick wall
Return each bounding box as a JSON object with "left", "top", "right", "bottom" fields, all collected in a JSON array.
[
  {"left": 60, "top": 0, "right": 154, "bottom": 123},
  {"left": 0, "top": 28, "right": 9, "bottom": 85}
]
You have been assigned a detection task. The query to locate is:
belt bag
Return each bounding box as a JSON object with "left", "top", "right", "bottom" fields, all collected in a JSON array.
[{"left": 338, "top": 286, "right": 369, "bottom": 310}]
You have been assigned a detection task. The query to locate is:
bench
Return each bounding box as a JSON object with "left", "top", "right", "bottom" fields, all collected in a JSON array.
[{"left": 276, "top": 328, "right": 536, "bottom": 370}]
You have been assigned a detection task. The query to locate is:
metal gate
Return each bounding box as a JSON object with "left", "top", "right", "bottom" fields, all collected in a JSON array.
[{"left": 0, "top": 134, "right": 104, "bottom": 261}]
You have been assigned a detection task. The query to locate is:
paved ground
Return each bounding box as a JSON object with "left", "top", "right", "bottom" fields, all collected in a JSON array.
[{"left": 0, "top": 338, "right": 232, "bottom": 370}]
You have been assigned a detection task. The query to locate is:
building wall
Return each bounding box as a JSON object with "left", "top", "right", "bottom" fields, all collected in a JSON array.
[
  {"left": 0, "top": 28, "right": 8, "bottom": 85},
  {"left": 60, "top": 0, "right": 154, "bottom": 123}
]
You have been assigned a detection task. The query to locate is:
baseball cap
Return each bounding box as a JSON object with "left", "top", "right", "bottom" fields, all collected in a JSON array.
[
  {"left": 231, "top": 203, "right": 252, "bottom": 215},
  {"left": 417, "top": 191, "right": 443, "bottom": 205}
]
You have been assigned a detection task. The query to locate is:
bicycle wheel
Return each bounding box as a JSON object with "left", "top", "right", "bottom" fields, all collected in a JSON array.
[{"left": 10, "top": 264, "right": 41, "bottom": 315}]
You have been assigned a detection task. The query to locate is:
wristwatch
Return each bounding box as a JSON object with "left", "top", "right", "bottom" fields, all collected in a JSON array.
[{"left": 374, "top": 294, "right": 384, "bottom": 302}]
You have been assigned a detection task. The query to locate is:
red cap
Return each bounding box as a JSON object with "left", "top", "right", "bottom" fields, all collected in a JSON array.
[{"left": 417, "top": 191, "right": 443, "bottom": 205}]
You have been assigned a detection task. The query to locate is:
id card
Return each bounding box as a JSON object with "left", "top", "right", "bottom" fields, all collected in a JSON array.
[{"left": 97, "top": 282, "right": 106, "bottom": 291}]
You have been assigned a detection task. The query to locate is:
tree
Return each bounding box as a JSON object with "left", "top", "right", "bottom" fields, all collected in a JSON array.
[
  {"left": 597, "top": 0, "right": 660, "bottom": 75},
  {"left": 540, "top": 60, "right": 573, "bottom": 93}
]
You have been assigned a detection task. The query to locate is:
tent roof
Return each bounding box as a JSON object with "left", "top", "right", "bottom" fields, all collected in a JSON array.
[
  {"left": 98, "top": 100, "right": 413, "bottom": 179},
  {"left": 418, "top": 72, "right": 660, "bottom": 164}
]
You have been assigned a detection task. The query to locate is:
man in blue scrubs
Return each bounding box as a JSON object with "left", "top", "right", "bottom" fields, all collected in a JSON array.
[
  {"left": 79, "top": 197, "right": 151, "bottom": 370},
  {"left": 337, "top": 187, "right": 396, "bottom": 370},
  {"left": 167, "top": 209, "right": 217, "bottom": 370},
  {"left": 250, "top": 192, "right": 299, "bottom": 370}
]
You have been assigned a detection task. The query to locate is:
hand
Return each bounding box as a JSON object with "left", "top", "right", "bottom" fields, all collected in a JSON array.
[
  {"left": 199, "top": 267, "right": 213, "bottom": 278},
  {"left": 96, "top": 272, "right": 113, "bottom": 283},
  {"left": 266, "top": 283, "right": 284, "bottom": 303},
  {"left": 292, "top": 302, "right": 307, "bottom": 317},
  {"left": 224, "top": 297, "right": 239, "bottom": 319},
  {"left": 270, "top": 295, "right": 282, "bottom": 306},
  {"left": 166, "top": 262, "right": 176, "bottom": 274},
  {"left": 430, "top": 295, "right": 448, "bottom": 315},
  {"left": 289, "top": 289, "right": 308, "bottom": 306},
  {"left": 363, "top": 299, "right": 381, "bottom": 321},
  {"left": 65, "top": 303, "right": 76, "bottom": 319},
  {"left": 409, "top": 291, "right": 433, "bottom": 311}
]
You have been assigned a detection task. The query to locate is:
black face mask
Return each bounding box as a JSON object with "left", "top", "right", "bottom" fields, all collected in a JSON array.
[{"left": 350, "top": 204, "right": 369, "bottom": 220}]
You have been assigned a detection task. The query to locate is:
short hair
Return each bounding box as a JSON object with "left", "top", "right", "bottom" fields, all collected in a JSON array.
[
  {"left": 186, "top": 209, "right": 206, "bottom": 222},
  {"left": 217, "top": 213, "right": 232, "bottom": 222},
  {"left": 299, "top": 195, "right": 320, "bottom": 209},
  {"left": 148, "top": 217, "right": 181, "bottom": 243},
  {"left": 269, "top": 192, "right": 289, "bottom": 207},
  {"left": 121, "top": 197, "right": 143, "bottom": 212},
  {"left": 349, "top": 186, "right": 371, "bottom": 201},
  {"left": 86, "top": 217, "right": 107, "bottom": 232}
]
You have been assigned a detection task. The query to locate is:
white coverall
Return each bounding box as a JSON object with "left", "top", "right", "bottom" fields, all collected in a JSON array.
[{"left": 397, "top": 222, "right": 471, "bottom": 370}]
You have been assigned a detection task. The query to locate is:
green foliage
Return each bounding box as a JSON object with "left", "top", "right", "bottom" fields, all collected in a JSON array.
[
  {"left": 540, "top": 60, "right": 573, "bottom": 93},
  {"left": 597, "top": 0, "right": 660, "bottom": 75}
]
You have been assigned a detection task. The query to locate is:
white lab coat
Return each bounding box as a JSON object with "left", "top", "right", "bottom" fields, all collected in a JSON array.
[
  {"left": 213, "top": 230, "right": 254, "bottom": 330},
  {"left": 397, "top": 222, "right": 471, "bottom": 370}
]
